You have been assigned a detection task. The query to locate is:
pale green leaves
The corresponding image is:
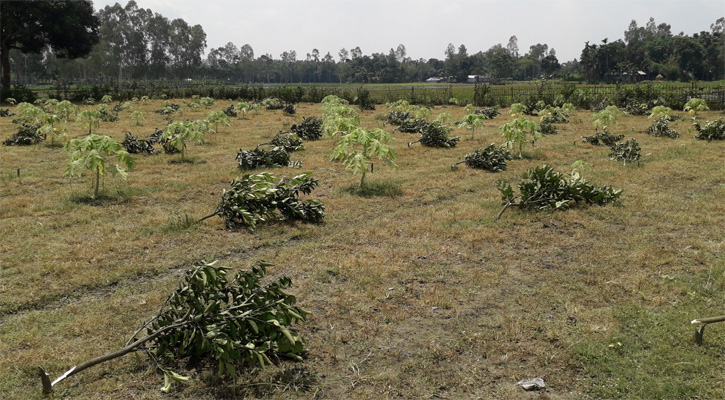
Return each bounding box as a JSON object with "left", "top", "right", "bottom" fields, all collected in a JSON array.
[
  {"left": 162, "top": 121, "right": 207, "bottom": 159},
  {"left": 684, "top": 98, "right": 709, "bottom": 116},
  {"left": 76, "top": 109, "right": 103, "bottom": 135},
  {"left": 65, "top": 134, "right": 134, "bottom": 196},
  {"left": 499, "top": 117, "right": 540, "bottom": 158},
  {"left": 648, "top": 106, "right": 672, "bottom": 120},
  {"left": 325, "top": 95, "right": 397, "bottom": 187},
  {"left": 591, "top": 105, "right": 620, "bottom": 131}
]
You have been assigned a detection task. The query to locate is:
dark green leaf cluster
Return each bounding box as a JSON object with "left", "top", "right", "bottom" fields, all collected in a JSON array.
[
  {"left": 222, "top": 104, "right": 237, "bottom": 117},
  {"left": 582, "top": 129, "right": 625, "bottom": 146},
  {"left": 155, "top": 103, "right": 180, "bottom": 115},
  {"left": 355, "top": 88, "right": 376, "bottom": 110},
  {"left": 263, "top": 98, "right": 284, "bottom": 110},
  {"left": 463, "top": 144, "right": 512, "bottom": 172},
  {"left": 539, "top": 120, "right": 558, "bottom": 135},
  {"left": 541, "top": 109, "right": 569, "bottom": 124},
  {"left": 418, "top": 121, "right": 459, "bottom": 148},
  {"left": 216, "top": 172, "right": 324, "bottom": 230},
  {"left": 142, "top": 260, "right": 308, "bottom": 382},
  {"left": 0, "top": 108, "right": 14, "bottom": 117},
  {"left": 474, "top": 107, "right": 500, "bottom": 119},
  {"left": 693, "top": 118, "right": 725, "bottom": 141},
  {"left": 98, "top": 108, "right": 119, "bottom": 122},
  {"left": 121, "top": 131, "right": 158, "bottom": 154},
  {"left": 624, "top": 102, "right": 649, "bottom": 116},
  {"left": 153, "top": 128, "right": 180, "bottom": 154},
  {"left": 290, "top": 116, "right": 323, "bottom": 140},
  {"left": 498, "top": 165, "right": 622, "bottom": 211},
  {"left": 282, "top": 104, "right": 296, "bottom": 115},
  {"left": 608, "top": 138, "right": 642, "bottom": 165},
  {"left": 397, "top": 118, "right": 428, "bottom": 133},
  {"left": 646, "top": 117, "right": 679, "bottom": 138},
  {"left": 268, "top": 132, "right": 305, "bottom": 152},
  {"left": 2, "top": 123, "right": 43, "bottom": 146},
  {"left": 236, "top": 147, "right": 292, "bottom": 170},
  {"left": 385, "top": 110, "right": 411, "bottom": 126}
]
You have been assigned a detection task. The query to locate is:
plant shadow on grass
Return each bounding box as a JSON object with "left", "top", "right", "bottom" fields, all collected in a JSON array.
[
  {"left": 45, "top": 141, "right": 65, "bottom": 149},
  {"left": 68, "top": 186, "right": 143, "bottom": 206},
  {"left": 162, "top": 212, "right": 199, "bottom": 234},
  {"left": 341, "top": 180, "right": 403, "bottom": 198},
  {"left": 169, "top": 157, "right": 206, "bottom": 165},
  {"left": 198, "top": 366, "right": 318, "bottom": 398}
]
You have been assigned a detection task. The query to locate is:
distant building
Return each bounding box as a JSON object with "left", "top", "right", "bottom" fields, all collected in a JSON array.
[
  {"left": 426, "top": 76, "right": 455, "bottom": 83},
  {"left": 467, "top": 75, "right": 490, "bottom": 83}
]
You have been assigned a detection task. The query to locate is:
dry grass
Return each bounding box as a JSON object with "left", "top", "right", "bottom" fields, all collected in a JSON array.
[{"left": 1, "top": 100, "right": 723, "bottom": 399}]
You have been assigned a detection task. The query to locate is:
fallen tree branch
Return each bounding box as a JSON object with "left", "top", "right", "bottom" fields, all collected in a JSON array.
[
  {"left": 691, "top": 315, "right": 725, "bottom": 345},
  {"left": 39, "top": 320, "right": 189, "bottom": 394}
]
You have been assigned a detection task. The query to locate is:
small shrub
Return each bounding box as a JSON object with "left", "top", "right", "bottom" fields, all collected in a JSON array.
[
  {"left": 625, "top": 102, "right": 649, "bottom": 116},
  {"left": 474, "top": 107, "right": 501, "bottom": 119},
  {"left": 582, "top": 130, "right": 624, "bottom": 146},
  {"left": 356, "top": 87, "right": 375, "bottom": 111},
  {"left": 290, "top": 116, "right": 323, "bottom": 140},
  {"left": 0, "top": 108, "right": 15, "bottom": 117},
  {"left": 97, "top": 105, "right": 119, "bottom": 122},
  {"left": 397, "top": 118, "right": 428, "bottom": 133},
  {"left": 264, "top": 132, "right": 305, "bottom": 152},
  {"left": 262, "top": 98, "right": 284, "bottom": 110},
  {"left": 608, "top": 138, "right": 642, "bottom": 165},
  {"left": 693, "top": 118, "right": 725, "bottom": 141},
  {"left": 409, "top": 121, "right": 459, "bottom": 148},
  {"left": 646, "top": 118, "right": 679, "bottom": 138},
  {"left": 223, "top": 104, "right": 238, "bottom": 117},
  {"left": 2, "top": 123, "right": 43, "bottom": 146},
  {"left": 453, "top": 143, "right": 512, "bottom": 172},
  {"left": 205, "top": 172, "right": 324, "bottom": 230},
  {"left": 497, "top": 165, "right": 622, "bottom": 219},
  {"left": 236, "top": 147, "right": 294, "bottom": 170},
  {"left": 155, "top": 103, "right": 180, "bottom": 115},
  {"left": 385, "top": 110, "right": 412, "bottom": 126},
  {"left": 283, "top": 104, "right": 296, "bottom": 115},
  {"left": 121, "top": 132, "right": 157, "bottom": 154},
  {"left": 539, "top": 120, "right": 558, "bottom": 135}
]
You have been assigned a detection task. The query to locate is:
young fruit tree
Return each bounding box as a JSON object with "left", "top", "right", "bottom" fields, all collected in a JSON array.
[
  {"left": 591, "top": 106, "right": 620, "bottom": 132},
  {"left": 39, "top": 260, "right": 308, "bottom": 394},
  {"left": 206, "top": 110, "right": 231, "bottom": 133},
  {"left": 457, "top": 112, "right": 487, "bottom": 140},
  {"left": 684, "top": 98, "right": 709, "bottom": 117},
  {"left": 162, "top": 121, "right": 205, "bottom": 161},
  {"left": 76, "top": 109, "right": 103, "bottom": 135},
  {"left": 331, "top": 127, "right": 397, "bottom": 188},
  {"left": 499, "top": 117, "right": 541, "bottom": 158},
  {"left": 65, "top": 134, "right": 134, "bottom": 198}
]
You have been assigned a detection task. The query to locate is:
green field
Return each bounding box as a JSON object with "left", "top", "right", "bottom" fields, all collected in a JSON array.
[{"left": 1, "top": 99, "right": 723, "bottom": 399}]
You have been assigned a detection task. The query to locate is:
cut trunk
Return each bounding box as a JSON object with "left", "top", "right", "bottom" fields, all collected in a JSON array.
[{"left": 94, "top": 166, "right": 100, "bottom": 198}]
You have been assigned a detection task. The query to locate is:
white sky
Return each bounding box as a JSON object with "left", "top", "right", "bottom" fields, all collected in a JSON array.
[{"left": 92, "top": 0, "right": 724, "bottom": 62}]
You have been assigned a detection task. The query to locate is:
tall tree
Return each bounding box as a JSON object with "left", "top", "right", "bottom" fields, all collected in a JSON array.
[{"left": 0, "top": 0, "right": 99, "bottom": 91}]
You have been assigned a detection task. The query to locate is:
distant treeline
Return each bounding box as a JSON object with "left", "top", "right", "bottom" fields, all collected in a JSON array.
[
  {"left": 5, "top": 0, "right": 724, "bottom": 87},
  {"left": 14, "top": 80, "right": 724, "bottom": 111}
]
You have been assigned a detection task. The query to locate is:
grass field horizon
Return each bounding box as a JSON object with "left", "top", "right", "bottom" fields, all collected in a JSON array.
[{"left": 1, "top": 99, "right": 723, "bottom": 399}]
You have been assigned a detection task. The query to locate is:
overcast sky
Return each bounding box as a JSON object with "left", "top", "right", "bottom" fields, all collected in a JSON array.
[{"left": 92, "top": 0, "right": 723, "bottom": 62}]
